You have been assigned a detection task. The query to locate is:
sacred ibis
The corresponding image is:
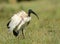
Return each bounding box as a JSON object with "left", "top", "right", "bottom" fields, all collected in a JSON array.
[{"left": 7, "top": 9, "right": 39, "bottom": 37}]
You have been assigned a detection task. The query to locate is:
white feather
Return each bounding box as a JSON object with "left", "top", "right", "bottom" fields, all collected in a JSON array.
[
  {"left": 8, "top": 15, "right": 22, "bottom": 32},
  {"left": 8, "top": 11, "right": 31, "bottom": 32},
  {"left": 17, "top": 17, "right": 31, "bottom": 30}
]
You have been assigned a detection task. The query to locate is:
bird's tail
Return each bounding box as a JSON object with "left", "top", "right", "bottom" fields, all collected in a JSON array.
[
  {"left": 28, "top": 9, "right": 39, "bottom": 19},
  {"left": 13, "top": 30, "right": 19, "bottom": 37}
]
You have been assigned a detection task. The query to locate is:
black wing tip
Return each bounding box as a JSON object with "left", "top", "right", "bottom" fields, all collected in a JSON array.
[
  {"left": 7, "top": 20, "right": 11, "bottom": 28},
  {"left": 7, "top": 23, "right": 9, "bottom": 28}
]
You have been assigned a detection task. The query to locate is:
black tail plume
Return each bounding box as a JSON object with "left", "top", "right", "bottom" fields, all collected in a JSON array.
[
  {"left": 13, "top": 30, "right": 19, "bottom": 37},
  {"left": 28, "top": 9, "right": 39, "bottom": 19}
]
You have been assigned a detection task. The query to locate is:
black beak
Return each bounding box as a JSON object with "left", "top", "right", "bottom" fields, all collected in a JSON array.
[{"left": 28, "top": 9, "right": 39, "bottom": 19}]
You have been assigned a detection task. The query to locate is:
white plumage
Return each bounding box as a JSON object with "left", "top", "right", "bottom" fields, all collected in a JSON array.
[
  {"left": 8, "top": 11, "right": 31, "bottom": 32},
  {"left": 7, "top": 9, "right": 39, "bottom": 37}
]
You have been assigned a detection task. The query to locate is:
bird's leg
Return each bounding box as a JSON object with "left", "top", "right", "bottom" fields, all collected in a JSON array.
[{"left": 22, "top": 28, "right": 25, "bottom": 39}]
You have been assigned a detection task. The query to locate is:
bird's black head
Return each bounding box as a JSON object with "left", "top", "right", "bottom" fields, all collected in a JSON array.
[{"left": 28, "top": 9, "right": 39, "bottom": 19}]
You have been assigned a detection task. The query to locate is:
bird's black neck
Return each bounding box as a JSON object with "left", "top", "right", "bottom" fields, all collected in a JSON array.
[
  {"left": 28, "top": 12, "right": 30, "bottom": 17},
  {"left": 28, "top": 9, "right": 32, "bottom": 17},
  {"left": 28, "top": 9, "right": 39, "bottom": 19}
]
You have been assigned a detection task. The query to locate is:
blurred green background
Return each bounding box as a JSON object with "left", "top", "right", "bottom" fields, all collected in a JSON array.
[{"left": 0, "top": 0, "right": 60, "bottom": 44}]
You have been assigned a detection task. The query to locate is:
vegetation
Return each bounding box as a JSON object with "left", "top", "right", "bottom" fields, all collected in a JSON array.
[
  {"left": 0, "top": 0, "right": 60, "bottom": 44},
  {"left": 0, "top": 0, "right": 37, "bottom": 3}
]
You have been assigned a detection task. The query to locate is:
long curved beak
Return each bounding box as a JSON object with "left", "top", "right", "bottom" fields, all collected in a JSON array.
[{"left": 28, "top": 9, "right": 39, "bottom": 19}]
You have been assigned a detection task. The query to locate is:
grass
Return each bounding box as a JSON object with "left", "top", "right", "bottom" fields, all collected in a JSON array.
[{"left": 0, "top": 0, "right": 60, "bottom": 44}]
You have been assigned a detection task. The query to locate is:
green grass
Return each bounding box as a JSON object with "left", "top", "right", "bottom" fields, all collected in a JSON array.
[{"left": 0, "top": 0, "right": 60, "bottom": 44}]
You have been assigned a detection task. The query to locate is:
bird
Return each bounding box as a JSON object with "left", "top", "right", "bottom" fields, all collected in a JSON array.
[{"left": 7, "top": 9, "right": 39, "bottom": 38}]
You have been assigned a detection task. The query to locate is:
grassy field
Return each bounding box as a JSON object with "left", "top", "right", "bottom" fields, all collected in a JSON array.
[{"left": 0, "top": 0, "right": 60, "bottom": 44}]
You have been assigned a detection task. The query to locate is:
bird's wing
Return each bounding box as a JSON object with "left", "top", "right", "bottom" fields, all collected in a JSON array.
[
  {"left": 17, "top": 17, "right": 31, "bottom": 31},
  {"left": 8, "top": 15, "right": 22, "bottom": 32}
]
